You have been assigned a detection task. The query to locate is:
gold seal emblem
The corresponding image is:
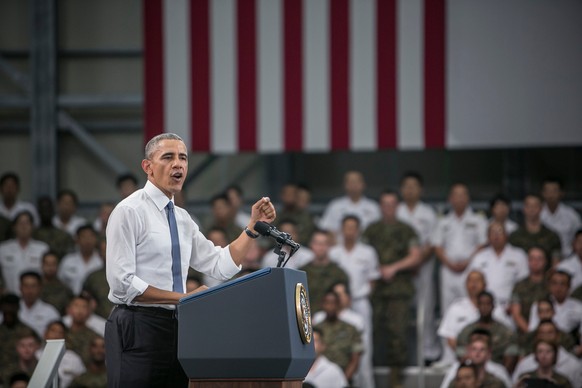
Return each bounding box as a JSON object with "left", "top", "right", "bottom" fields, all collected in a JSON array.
[{"left": 295, "top": 283, "right": 312, "bottom": 344}]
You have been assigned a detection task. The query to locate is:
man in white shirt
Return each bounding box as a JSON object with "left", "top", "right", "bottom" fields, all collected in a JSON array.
[
  {"left": 18, "top": 271, "right": 60, "bottom": 338},
  {"left": 0, "top": 172, "right": 39, "bottom": 226},
  {"left": 397, "top": 171, "right": 440, "bottom": 362},
  {"left": 468, "top": 222, "right": 529, "bottom": 308},
  {"left": 0, "top": 211, "right": 49, "bottom": 294},
  {"left": 541, "top": 178, "right": 582, "bottom": 258},
  {"left": 437, "top": 271, "right": 513, "bottom": 365},
  {"left": 512, "top": 319, "right": 582, "bottom": 388},
  {"left": 52, "top": 189, "right": 87, "bottom": 238},
  {"left": 557, "top": 230, "right": 582, "bottom": 292},
  {"left": 304, "top": 328, "right": 349, "bottom": 388},
  {"left": 319, "top": 171, "right": 380, "bottom": 237},
  {"left": 261, "top": 219, "right": 314, "bottom": 269},
  {"left": 488, "top": 193, "right": 518, "bottom": 234},
  {"left": 105, "top": 133, "right": 276, "bottom": 387},
  {"left": 58, "top": 225, "right": 103, "bottom": 295},
  {"left": 432, "top": 183, "right": 488, "bottom": 311}
]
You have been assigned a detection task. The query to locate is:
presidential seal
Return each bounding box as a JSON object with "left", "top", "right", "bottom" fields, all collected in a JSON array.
[{"left": 295, "top": 283, "right": 312, "bottom": 344}]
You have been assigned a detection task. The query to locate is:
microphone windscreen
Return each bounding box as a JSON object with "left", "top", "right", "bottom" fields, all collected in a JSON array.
[{"left": 253, "top": 221, "right": 272, "bottom": 236}]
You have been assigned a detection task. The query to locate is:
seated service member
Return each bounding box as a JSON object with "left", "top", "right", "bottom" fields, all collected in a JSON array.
[{"left": 105, "top": 133, "right": 276, "bottom": 387}]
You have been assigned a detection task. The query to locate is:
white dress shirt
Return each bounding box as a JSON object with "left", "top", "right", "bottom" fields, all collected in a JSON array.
[
  {"left": 0, "top": 200, "right": 40, "bottom": 226},
  {"left": 431, "top": 208, "right": 488, "bottom": 262},
  {"left": 319, "top": 196, "right": 380, "bottom": 234},
  {"left": 106, "top": 181, "right": 241, "bottom": 309},
  {"left": 512, "top": 347, "right": 582, "bottom": 388},
  {"left": 440, "top": 360, "right": 512, "bottom": 388},
  {"left": 489, "top": 217, "right": 518, "bottom": 235},
  {"left": 329, "top": 242, "right": 380, "bottom": 300},
  {"left": 541, "top": 203, "right": 582, "bottom": 257},
  {"left": 19, "top": 299, "right": 61, "bottom": 338},
  {"left": 397, "top": 202, "right": 437, "bottom": 245},
  {"left": 438, "top": 297, "right": 513, "bottom": 340},
  {"left": 557, "top": 255, "right": 582, "bottom": 292},
  {"left": 36, "top": 347, "right": 86, "bottom": 388},
  {"left": 468, "top": 244, "right": 529, "bottom": 306},
  {"left": 304, "top": 355, "right": 348, "bottom": 388},
  {"left": 528, "top": 297, "right": 582, "bottom": 333},
  {"left": 52, "top": 214, "right": 88, "bottom": 238},
  {"left": 58, "top": 251, "right": 103, "bottom": 295},
  {"left": 63, "top": 313, "right": 106, "bottom": 337},
  {"left": 0, "top": 239, "right": 49, "bottom": 294}
]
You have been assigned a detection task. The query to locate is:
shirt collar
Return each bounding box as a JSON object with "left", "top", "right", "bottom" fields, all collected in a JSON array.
[{"left": 144, "top": 180, "right": 173, "bottom": 211}]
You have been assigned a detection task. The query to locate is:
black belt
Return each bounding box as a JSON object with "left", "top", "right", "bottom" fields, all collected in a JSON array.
[{"left": 116, "top": 304, "right": 177, "bottom": 319}]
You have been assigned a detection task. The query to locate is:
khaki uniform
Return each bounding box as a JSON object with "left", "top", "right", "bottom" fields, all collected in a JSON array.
[
  {"left": 69, "top": 370, "right": 107, "bottom": 388},
  {"left": 83, "top": 268, "right": 114, "bottom": 319},
  {"left": 41, "top": 277, "right": 74, "bottom": 315},
  {"left": 33, "top": 226, "right": 75, "bottom": 260},
  {"left": 299, "top": 261, "right": 349, "bottom": 313},
  {"left": 68, "top": 326, "right": 100, "bottom": 367},
  {"left": 315, "top": 319, "right": 364, "bottom": 370},
  {"left": 275, "top": 209, "right": 316, "bottom": 246},
  {"left": 509, "top": 226, "right": 562, "bottom": 262},
  {"left": 456, "top": 321, "right": 519, "bottom": 364},
  {"left": 362, "top": 220, "right": 418, "bottom": 367}
]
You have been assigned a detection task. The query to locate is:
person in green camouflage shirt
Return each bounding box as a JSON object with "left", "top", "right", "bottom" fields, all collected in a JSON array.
[
  {"left": 82, "top": 239, "right": 114, "bottom": 319},
  {"left": 0, "top": 294, "right": 34, "bottom": 368},
  {"left": 33, "top": 196, "right": 75, "bottom": 260},
  {"left": 67, "top": 296, "right": 100, "bottom": 367},
  {"left": 509, "top": 194, "right": 562, "bottom": 266},
  {"left": 274, "top": 183, "right": 316, "bottom": 245},
  {"left": 70, "top": 336, "right": 107, "bottom": 388},
  {"left": 299, "top": 230, "right": 349, "bottom": 313},
  {"left": 40, "top": 251, "right": 74, "bottom": 315},
  {"left": 362, "top": 191, "right": 421, "bottom": 388},
  {"left": 1, "top": 328, "right": 40, "bottom": 388},
  {"left": 455, "top": 292, "right": 519, "bottom": 371},
  {"left": 314, "top": 290, "right": 363, "bottom": 383}
]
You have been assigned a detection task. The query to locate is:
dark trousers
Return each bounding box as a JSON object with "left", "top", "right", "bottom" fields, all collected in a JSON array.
[{"left": 105, "top": 305, "right": 188, "bottom": 388}]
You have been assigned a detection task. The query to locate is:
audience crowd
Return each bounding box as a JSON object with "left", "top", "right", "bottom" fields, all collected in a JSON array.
[{"left": 0, "top": 170, "right": 581, "bottom": 388}]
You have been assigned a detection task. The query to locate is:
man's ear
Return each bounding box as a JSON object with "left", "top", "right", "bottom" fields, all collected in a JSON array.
[{"left": 141, "top": 159, "right": 151, "bottom": 175}]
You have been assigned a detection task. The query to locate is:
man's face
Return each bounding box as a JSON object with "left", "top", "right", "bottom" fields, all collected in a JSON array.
[
  {"left": 310, "top": 233, "right": 330, "bottom": 259},
  {"left": 400, "top": 177, "right": 422, "bottom": 203},
  {"left": 528, "top": 248, "right": 547, "bottom": 274},
  {"left": 534, "top": 342, "right": 555, "bottom": 368},
  {"left": 536, "top": 323, "right": 558, "bottom": 342},
  {"left": 477, "top": 295, "right": 494, "bottom": 319},
  {"left": 449, "top": 185, "right": 469, "bottom": 213},
  {"left": 20, "top": 276, "right": 41, "bottom": 304},
  {"left": 523, "top": 196, "right": 542, "bottom": 221},
  {"left": 467, "top": 340, "right": 490, "bottom": 366},
  {"left": 16, "top": 336, "right": 39, "bottom": 362},
  {"left": 487, "top": 223, "right": 507, "bottom": 250},
  {"left": 13, "top": 214, "right": 33, "bottom": 240},
  {"left": 379, "top": 193, "right": 399, "bottom": 220},
  {"left": 142, "top": 139, "right": 188, "bottom": 199},
  {"left": 455, "top": 366, "right": 477, "bottom": 388},
  {"left": 549, "top": 273, "right": 570, "bottom": 302},
  {"left": 45, "top": 323, "right": 65, "bottom": 340},
  {"left": 341, "top": 219, "right": 360, "bottom": 241},
  {"left": 537, "top": 301, "right": 554, "bottom": 321},
  {"left": 541, "top": 182, "right": 561, "bottom": 206},
  {"left": 491, "top": 200, "right": 510, "bottom": 220},
  {"left": 90, "top": 337, "right": 106, "bottom": 363},
  {"left": 212, "top": 199, "right": 233, "bottom": 222},
  {"left": 42, "top": 254, "right": 59, "bottom": 278},
  {"left": 37, "top": 198, "right": 54, "bottom": 222},
  {"left": 68, "top": 298, "right": 90, "bottom": 324},
  {"left": 344, "top": 172, "right": 365, "bottom": 198},
  {"left": 57, "top": 194, "right": 77, "bottom": 218},
  {"left": 77, "top": 229, "right": 98, "bottom": 253},
  {"left": 0, "top": 178, "right": 18, "bottom": 201},
  {"left": 466, "top": 271, "right": 486, "bottom": 297},
  {"left": 321, "top": 293, "right": 340, "bottom": 318}
]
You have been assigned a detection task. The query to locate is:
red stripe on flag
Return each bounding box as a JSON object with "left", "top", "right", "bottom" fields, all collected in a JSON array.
[
  {"left": 237, "top": 0, "right": 257, "bottom": 151},
  {"left": 284, "top": 0, "right": 303, "bottom": 152},
  {"left": 190, "top": 0, "right": 211, "bottom": 152},
  {"left": 143, "top": 0, "right": 164, "bottom": 144},
  {"left": 330, "top": 0, "right": 350, "bottom": 150},
  {"left": 376, "top": 0, "right": 397, "bottom": 149},
  {"left": 424, "top": 0, "right": 446, "bottom": 148}
]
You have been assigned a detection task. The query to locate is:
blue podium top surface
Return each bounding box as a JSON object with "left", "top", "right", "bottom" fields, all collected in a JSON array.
[{"left": 179, "top": 267, "right": 272, "bottom": 304}]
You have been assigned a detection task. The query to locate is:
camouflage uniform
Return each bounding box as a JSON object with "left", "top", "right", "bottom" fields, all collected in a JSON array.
[
  {"left": 68, "top": 326, "right": 100, "bottom": 367},
  {"left": 0, "top": 322, "right": 33, "bottom": 367},
  {"left": 511, "top": 278, "right": 549, "bottom": 324},
  {"left": 82, "top": 268, "right": 114, "bottom": 319},
  {"left": 447, "top": 372, "right": 506, "bottom": 388},
  {"left": 519, "top": 329, "right": 575, "bottom": 356},
  {"left": 509, "top": 226, "right": 562, "bottom": 262},
  {"left": 299, "top": 261, "right": 349, "bottom": 313},
  {"left": 275, "top": 209, "right": 316, "bottom": 246},
  {"left": 69, "top": 370, "right": 107, "bottom": 388},
  {"left": 571, "top": 284, "right": 582, "bottom": 302},
  {"left": 41, "top": 277, "right": 74, "bottom": 315},
  {"left": 1, "top": 363, "right": 34, "bottom": 388},
  {"left": 33, "top": 226, "right": 75, "bottom": 260},
  {"left": 456, "top": 321, "right": 519, "bottom": 364},
  {"left": 315, "top": 319, "right": 364, "bottom": 370},
  {"left": 362, "top": 220, "right": 418, "bottom": 367},
  {"left": 517, "top": 371, "right": 572, "bottom": 388}
]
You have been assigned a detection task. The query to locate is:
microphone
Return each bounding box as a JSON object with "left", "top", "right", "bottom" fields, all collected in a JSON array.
[{"left": 254, "top": 221, "right": 301, "bottom": 252}]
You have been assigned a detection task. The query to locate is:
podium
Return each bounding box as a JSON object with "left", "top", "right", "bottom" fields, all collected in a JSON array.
[{"left": 178, "top": 267, "right": 316, "bottom": 388}]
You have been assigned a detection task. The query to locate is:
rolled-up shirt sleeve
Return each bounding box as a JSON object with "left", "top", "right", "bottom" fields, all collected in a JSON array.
[{"left": 106, "top": 205, "right": 148, "bottom": 305}]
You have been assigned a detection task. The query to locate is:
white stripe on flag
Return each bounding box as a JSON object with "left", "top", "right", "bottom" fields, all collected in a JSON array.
[
  {"left": 163, "top": 0, "right": 191, "bottom": 145},
  {"left": 397, "top": 0, "right": 424, "bottom": 149},
  {"left": 350, "top": 0, "right": 376, "bottom": 151},
  {"left": 211, "top": 0, "right": 237, "bottom": 153},
  {"left": 258, "top": 0, "right": 283, "bottom": 153},
  {"left": 303, "top": 0, "right": 330, "bottom": 152}
]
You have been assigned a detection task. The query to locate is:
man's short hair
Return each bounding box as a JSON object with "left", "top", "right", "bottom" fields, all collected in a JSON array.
[
  {"left": 226, "top": 184, "right": 243, "bottom": 197},
  {"left": 0, "top": 172, "right": 19, "bottom": 187},
  {"left": 11, "top": 211, "right": 34, "bottom": 227},
  {"left": 542, "top": 176, "right": 563, "bottom": 189},
  {"left": 210, "top": 193, "right": 231, "bottom": 206},
  {"left": 489, "top": 193, "right": 511, "bottom": 210},
  {"left": 116, "top": 173, "right": 138, "bottom": 188},
  {"left": 16, "top": 327, "right": 41, "bottom": 343},
  {"left": 550, "top": 269, "right": 572, "bottom": 286},
  {"left": 144, "top": 133, "right": 184, "bottom": 159},
  {"left": 523, "top": 193, "right": 543, "bottom": 203},
  {"left": 477, "top": 290, "right": 495, "bottom": 303},
  {"left": 400, "top": 171, "right": 424, "bottom": 186},
  {"left": 341, "top": 214, "right": 361, "bottom": 227},
  {"left": 20, "top": 271, "right": 42, "bottom": 284},
  {"left": 76, "top": 224, "right": 97, "bottom": 238},
  {"left": 0, "top": 293, "right": 20, "bottom": 306},
  {"left": 57, "top": 189, "right": 79, "bottom": 206},
  {"left": 329, "top": 281, "right": 352, "bottom": 297}
]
